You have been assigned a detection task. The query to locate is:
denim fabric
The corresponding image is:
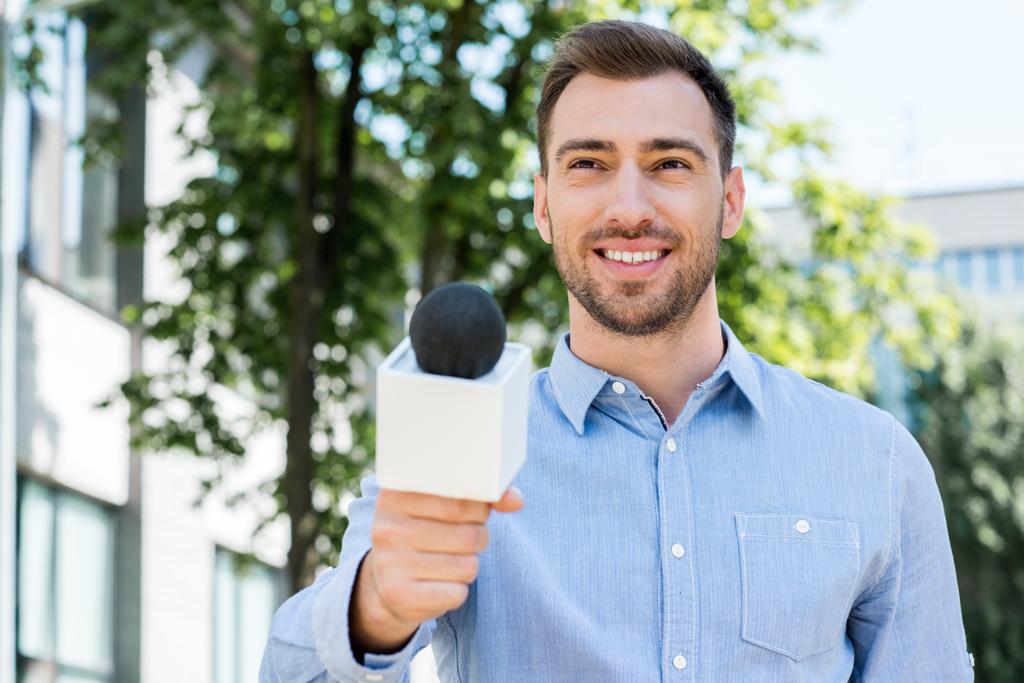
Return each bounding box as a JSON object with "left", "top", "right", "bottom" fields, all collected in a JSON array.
[{"left": 261, "top": 319, "right": 974, "bottom": 682}]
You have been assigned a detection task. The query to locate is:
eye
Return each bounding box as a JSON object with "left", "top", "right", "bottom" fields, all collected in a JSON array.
[
  {"left": 659, "top": 159, "right": 691, "bottom": 170},
  {"left": 568, "top": 159, "right": 600, "bottom": 170}
]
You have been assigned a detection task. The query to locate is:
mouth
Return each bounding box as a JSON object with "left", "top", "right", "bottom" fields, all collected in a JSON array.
[{"left": 592, "top": 248, "right": 672, "bottom": 277}]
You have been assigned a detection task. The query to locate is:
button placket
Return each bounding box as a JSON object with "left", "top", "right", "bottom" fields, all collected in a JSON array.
[{"left": 658, "top": 395, "right": 699, "bottom": 678}]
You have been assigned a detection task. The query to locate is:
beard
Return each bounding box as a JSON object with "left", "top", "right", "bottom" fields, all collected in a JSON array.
[{"left": 550, "top": 208, "right": 723, "bottom": 338}]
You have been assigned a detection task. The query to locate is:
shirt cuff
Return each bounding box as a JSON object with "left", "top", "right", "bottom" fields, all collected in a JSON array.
[{"left": 311, "top": 548, "right": 434, "bottom": 682}]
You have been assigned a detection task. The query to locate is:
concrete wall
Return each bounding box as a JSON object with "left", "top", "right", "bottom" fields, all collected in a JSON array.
[{"left": 15, "top": 275, "right": 131, "bottom": 504}]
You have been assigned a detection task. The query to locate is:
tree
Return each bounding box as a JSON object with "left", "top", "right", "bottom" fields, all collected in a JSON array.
[
  {"left": 907, "top": 315, "right": 1024, "bottom": 683},
  {"left": 15, "top": 0, "right": 961, "bottom": 593}
]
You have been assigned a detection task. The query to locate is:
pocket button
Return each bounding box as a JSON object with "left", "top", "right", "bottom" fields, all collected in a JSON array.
[{"left": 795, "top": 519, "right": 811, "bottom": 533}]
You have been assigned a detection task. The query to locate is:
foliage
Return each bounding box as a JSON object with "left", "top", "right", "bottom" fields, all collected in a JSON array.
[
  {"left": 17, "top": 0, "right": 964, "bottom": 592},
  {"left": 908, "top": 316, "right": 1024, "bottom": 683}
]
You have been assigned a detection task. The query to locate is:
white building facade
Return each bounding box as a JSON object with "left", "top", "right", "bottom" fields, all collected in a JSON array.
[{"left": 1, "top": 2, "right": 290, "bottom": 682}]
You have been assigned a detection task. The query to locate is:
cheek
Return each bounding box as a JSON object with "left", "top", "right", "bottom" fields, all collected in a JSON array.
[
  {"left": 548, "top": 188, "right": 603, "bottom": 235},
  {"left": 656, "top": 189, "right": 716, "bottom": 235}
]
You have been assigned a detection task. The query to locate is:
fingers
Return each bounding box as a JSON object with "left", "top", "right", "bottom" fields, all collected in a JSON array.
[
  {"left": 372, "top": 514, "right": 490, "bottom": 555},
  {"left": 380, "top": 489, "right": 493, "bottom": 523},
  {"left": 377, "top": 486, "right": 525, "bottom": 520},
  {"left": 375, "top": 579, "right": 471, "bottom": 622},
  {"left": 406, "top": 551, "right": 480, "bottom": 583},
  {"left": 365, "top": 485, "right": 524, "bottom": 626},
  {"left": 490, "top": 486, "right": 524, "bottom": 513}
]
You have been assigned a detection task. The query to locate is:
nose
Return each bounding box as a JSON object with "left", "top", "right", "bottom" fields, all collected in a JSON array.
[{"left": 602, "top": 161, "right": 656, "bottom": 230}]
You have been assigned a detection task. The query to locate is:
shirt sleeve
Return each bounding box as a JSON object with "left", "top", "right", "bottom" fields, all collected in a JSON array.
[
  {"left": 847, "top": 416, "right": 974, "bottom": 681},
  {"left": 260, "top": 473, "right": 436, "bottom": 683}
]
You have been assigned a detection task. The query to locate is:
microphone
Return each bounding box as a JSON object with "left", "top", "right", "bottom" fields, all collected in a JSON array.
[
  {"left": 409, "top": 282, "right": 507, "bottom": 379},
  {"left": 375, "top": 282, "right": 531, "bottom": 502}
]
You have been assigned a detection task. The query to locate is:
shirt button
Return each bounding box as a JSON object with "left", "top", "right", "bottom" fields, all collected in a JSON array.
[
  {"left": 666, "top": 438, "right": 677, "bottom": 453},
  {"left": 612, "top": 381, "right": 626, "bottom": 394},
  {"left": 671, "top": 543, "right": 685, "bottom": 558},
  {"left": 672, "top": 654, "right": 687, "bottom": 670},
  {"left": 365, "top": 676, "right": 384, "bottom": 682},
  {"left": 795, "top": 519, "right": 811, "bottom": 533}
]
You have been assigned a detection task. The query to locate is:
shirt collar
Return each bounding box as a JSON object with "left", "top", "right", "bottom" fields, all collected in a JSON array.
[{"left": 548, "top": 318, "right": 765, "bottom": 435}]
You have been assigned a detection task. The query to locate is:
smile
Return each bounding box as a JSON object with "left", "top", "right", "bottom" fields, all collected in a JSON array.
[
  {"left": 591, "top": 248, "right": 672, "bottom": 279},
  {"left": 596, "top": 249, "right": 670, "bottom": 264}
]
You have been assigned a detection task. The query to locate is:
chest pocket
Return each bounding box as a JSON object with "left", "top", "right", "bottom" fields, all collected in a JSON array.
[{"left": 735, "top": 512, "right": 861, "bottom": 661}]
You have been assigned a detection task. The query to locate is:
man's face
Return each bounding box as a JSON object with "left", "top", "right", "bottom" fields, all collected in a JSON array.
[{"left": 533, "top": 71, "right": 744, "bottom": 337}]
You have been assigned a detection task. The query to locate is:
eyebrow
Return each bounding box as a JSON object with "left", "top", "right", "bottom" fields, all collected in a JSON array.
[{"left": 553, "top": 136, "right": 711, "bottom": 166}]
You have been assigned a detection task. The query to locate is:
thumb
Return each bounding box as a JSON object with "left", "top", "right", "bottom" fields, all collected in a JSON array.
[{"left": 490, "top": 486, "right": 524, "bottom": 513}]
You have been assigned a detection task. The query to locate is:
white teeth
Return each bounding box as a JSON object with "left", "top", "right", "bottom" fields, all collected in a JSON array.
[{"left": 601, "top": 249, "right": 665, "bottom": 263}]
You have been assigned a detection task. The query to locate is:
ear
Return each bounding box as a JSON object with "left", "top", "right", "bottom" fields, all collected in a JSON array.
[
  {"left": 533, "top": 173, "right": 553, "bottom": 244},
  {"left": 721, "top": 166, "right": 746, "bottom": 240}
]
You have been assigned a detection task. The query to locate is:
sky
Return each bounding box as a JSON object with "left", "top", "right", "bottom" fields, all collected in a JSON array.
[
  {"left": 150, "top": 0, "right": 1024, "bottom": 212},
  {"left": 761, "top": 0, "right": 1024, "bottom": 203}
]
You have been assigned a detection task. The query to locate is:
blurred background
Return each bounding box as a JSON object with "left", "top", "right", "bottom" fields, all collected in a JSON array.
[{"left": 0, "top": 0, "right": 1021, "bottom": 681}]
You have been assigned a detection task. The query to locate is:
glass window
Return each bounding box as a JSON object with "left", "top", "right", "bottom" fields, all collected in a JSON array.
[
  {"left": 1013, "top": 247, "right": 1024, "bottom": 287},
  {"left": 16, "top": 481, "right": 53, "bottom": 662},
  {"left": 16, "top": 479, "right": 116, "bottom": 682},
  {"left": 21, "top": 10, "right": 119, "bottom": 313},
  {"left": 984, "top": 248, "right": 1002, "bottom": 291},
  {"left": 956, "top": 250, "right": 974, "bottom": 289},
  {"left": 213, "top": 549, "right": 285, "bottom": 683}
]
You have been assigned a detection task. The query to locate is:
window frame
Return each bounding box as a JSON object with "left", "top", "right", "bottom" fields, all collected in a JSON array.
[
  {"left": 7, "top": 4, "right": 122, "bottom": 318},
  {"left": 14, "top": 474, "right": 119, "bottom": 683},
  {"left": 211, "top": 546, "right": 287, "bottom": 683}
]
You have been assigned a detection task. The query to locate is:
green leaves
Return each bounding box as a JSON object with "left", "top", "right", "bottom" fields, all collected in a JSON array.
[
  {"left": 910, "top": 318, "right": 1024, "bottom": 682},
  {"left": 58, "top": 0, "right": 981, "bottom": 598}
]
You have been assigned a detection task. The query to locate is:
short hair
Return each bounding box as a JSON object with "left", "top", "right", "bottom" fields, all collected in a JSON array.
[{"left": 536, "top": 20, "right": 736, "bottom": 180}]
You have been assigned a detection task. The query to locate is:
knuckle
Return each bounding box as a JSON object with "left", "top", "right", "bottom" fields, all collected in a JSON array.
[
  {"left": 377, "top": 489, "right": 401, "bottom": 511},
  {"left": 443, "top": 497, "right": 471, "bottom": 519},
  {"left": 370, "top": 520, "right": 401, "bottom": 548}
]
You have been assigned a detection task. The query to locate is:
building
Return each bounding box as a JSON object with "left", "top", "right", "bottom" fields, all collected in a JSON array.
[
  {"left": 762, "top": 184, "right": 1024, "bottom": 426},
  {"left": 763, "top": 185, "right": 1024, "bottom": 322},
  {"left": 1, "top": 2, "right": 290, "bottom": 682}
]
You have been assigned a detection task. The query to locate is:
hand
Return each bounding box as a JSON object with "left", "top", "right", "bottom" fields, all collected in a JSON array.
[{"left": 350, "top": 486, "right": 524, "bottom": 654}]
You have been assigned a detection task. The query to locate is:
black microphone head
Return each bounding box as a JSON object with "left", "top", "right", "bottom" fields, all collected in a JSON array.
[{"left": 409, "top": 282, "right": 507, "bottom": 379}]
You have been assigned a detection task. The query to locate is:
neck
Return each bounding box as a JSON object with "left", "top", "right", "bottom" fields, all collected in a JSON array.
[{"left": 566, "top": 284, "right": 725, "bottom": 425}]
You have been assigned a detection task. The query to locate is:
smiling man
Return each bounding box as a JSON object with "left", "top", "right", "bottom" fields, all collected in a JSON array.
[{"left": 261, "top": 20, "right": 974, "bottom": 682}]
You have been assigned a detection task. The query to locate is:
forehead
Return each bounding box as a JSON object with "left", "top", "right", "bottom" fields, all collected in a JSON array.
[{"left": 548, "top": 71, "right": 716, "bottom": 154}]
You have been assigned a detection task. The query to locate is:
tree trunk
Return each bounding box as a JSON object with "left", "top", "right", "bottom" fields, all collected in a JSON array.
[{"left": 284, "top": 49, "right": 323, "bottom": 595}]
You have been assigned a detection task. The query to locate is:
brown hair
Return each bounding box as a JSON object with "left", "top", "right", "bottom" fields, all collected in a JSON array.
[{"left": 536, "top": 20, "right": 736, "bottom": 180}]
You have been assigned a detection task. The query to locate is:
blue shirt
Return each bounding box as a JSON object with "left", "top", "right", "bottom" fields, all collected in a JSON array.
[{"left": 260, "top": 319, "right": 974, "bottom": 682}]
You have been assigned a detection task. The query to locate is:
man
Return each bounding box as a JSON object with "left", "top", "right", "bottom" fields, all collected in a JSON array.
[{"left": 261, "top": 20, "right": 973, "bottom": 682}]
